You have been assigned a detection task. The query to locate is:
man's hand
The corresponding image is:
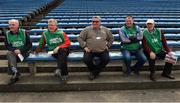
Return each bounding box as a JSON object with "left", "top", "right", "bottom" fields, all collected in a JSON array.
[
  {"left": 106, "top": 46, "right": 108, "bottom": 50},
  {"left": 14, "top": 49, "right": 21, "bottom": 55},
  {"left": 53, "top": 47, "right": 59, "bottom": 54},
  {"left": 84, "top": 47, "right": 91, "bottom": 52},
  {"left": 35, "top": 46, "right": 42, "bottom": 53},
  {"left": 129, "top": 36, "right": 137, "bottom": 41},
  {"left": 150, "top": 52, "right": 156, "bottom": 59},
  {"left": 168, "top": 52, "right": 174, "bottom": 56}
]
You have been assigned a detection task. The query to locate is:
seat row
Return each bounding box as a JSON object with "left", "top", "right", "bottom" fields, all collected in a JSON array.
[
  {"left": 35, "top": 22, "right": 180, "bottom": 28},
  {"left": 29, "top": 28, "right": 180, "bottom": 34}
]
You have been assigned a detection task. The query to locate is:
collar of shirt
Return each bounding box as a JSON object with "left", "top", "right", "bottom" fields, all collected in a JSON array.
[
  {"left": 91, "top": 25, "right": 102, "bottom": 30},
  {"left": 10, "top": 29, "right": 20, "bottom": 35}
]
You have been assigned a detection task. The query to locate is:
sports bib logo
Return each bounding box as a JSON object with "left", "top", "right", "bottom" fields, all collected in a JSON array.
[
  {"left": 12, "top": 41, "right": 24, "bottom": 47},
  {"left": 49, "top": 37, "right": 62, "bottom": 45}
]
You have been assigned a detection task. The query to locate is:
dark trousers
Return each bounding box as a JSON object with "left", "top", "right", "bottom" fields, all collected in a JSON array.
[
  {"left": 145, "top": 50, "right": 173, "bottom": 75},
  {"left": 121, "top": 49, "right": 147, "bottom": 74},
  {"left": 83, "top": 50, "right": 110, "bottom": 75},
  {"left": 52, "top": 48, "right": 69, "bottom": 76}
]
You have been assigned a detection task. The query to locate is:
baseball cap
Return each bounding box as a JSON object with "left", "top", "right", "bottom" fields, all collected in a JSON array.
[{"left": 146, "top": 19, "right": 155, "bottom": 24}]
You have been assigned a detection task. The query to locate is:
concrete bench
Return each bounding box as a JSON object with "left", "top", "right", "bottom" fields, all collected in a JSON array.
[
  {"left": 25, "top": 51, "right": 180, "bottom": 75},
  {"left": 26, "top": 51, "right": 123, "bottom": 75}
]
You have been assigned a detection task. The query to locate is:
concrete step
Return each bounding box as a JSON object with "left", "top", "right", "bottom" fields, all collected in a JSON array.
[
  {"left": 0, "top": 42, "right": 5, "bottom": 50},
  {"left": 0, "top": 50, "right": 7, "bottom": 59},
  {"left": 1, "top": 59, "right": 180, "bottom": 73},
  {"left": 0, "top": 71, "right": 180, "bottom": 92},
  {"left": 0, "top": 60, "right": 123, "bottom": 72}
]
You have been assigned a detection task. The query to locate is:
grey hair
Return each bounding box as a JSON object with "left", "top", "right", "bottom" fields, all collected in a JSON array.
[
  {"left": 92, "top": 16, "right": 101, "bottom": 21},
  {"left": 48, "top": 19, "right": 58, "bottom": 25},
  {"left": 8, "top": 19, "right": 19, "bottom": 25}
]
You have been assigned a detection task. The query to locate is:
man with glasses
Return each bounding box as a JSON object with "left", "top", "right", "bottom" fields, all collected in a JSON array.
[
  {"left": 119, "top": 15, "right": 147, "bottom": 76},
  {"left": 35, "top": 19, "right": 71, "bottom": 82},
  {"left": 77, "top": 16, "right": 114, "bottom": 80},
  {"left": 5, "top": 19, "right": 32, "bottom": 85}
]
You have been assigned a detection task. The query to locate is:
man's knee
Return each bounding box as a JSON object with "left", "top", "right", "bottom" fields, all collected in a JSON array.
[
  {"left": 102, "top": 56, "right": 110, "bottom": 64},
  {"left": 58, "top": 48, "right": 67, "bottom": 52},
  {"left": 6, "top": 51, "right": 16, "bottom": 58},
  {"left": 7, "top": 51, "right": 14, "bottom": 55},
  {"left": 123, "top": 54, "right": 131, "bottom": 62},
  {"left": 139, "top": 54, "right": 147, "bottom": 63},
  {"left": 84, "top": 56, "right": 92, "bottom": 64},
  {"left": 83, "top": 54, "right": 93, "bottom": 65},
  {"left": 58, "top": 48, "right": 69, "bottom": 55}
]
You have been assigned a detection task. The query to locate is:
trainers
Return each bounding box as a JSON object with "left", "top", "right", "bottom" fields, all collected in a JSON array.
[
  {"left": 133, "top": 70, "right": 140, "bottom": 75},
  {"left": 89, "top": 72, "right": 97, "bottom": 80},
  {"left": 61, "top": 75, "right": 68, "bottom": 81},
  {"left": 54, "top": 69, "right": 61, "bottom": 77},
  {"left": 161, "top": 73, "right": 175, "bottom": 79},
  {"left": 150, "top": 74, "right": 156, "bottom": 81},
  {"left": 8, "top": 72, "right": 20, "bottom": 85}
]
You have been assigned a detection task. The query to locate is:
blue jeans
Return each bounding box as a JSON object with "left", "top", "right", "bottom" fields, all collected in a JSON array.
[{"left": 122, "top": 49, "right": 147, "bottom": 74}]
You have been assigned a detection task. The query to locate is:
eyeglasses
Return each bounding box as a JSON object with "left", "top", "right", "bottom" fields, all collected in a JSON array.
[
  {"left": 9, "top": 24, "right": 15, "bottom": 26},
  {"left": 92, "top": 21, "right": 100, "bottom": 23}
]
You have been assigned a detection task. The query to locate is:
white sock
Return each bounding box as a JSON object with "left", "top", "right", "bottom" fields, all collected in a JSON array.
[{"left": 11, "top": 67, "right": 17, "bottom": 73}]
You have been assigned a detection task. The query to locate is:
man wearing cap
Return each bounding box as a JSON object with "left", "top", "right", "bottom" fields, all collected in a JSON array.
[
  {"left": 5, "top": 19, "right": 32, "bottom": 85},
  {"left": 35, "top": 19, "right": 71, "bottom": 81},
  {"left": 142, "top": 19, "right": 175, "bottom": 81},
  {"left": 119, "top": 15, "right": 147, "bottom": 76},
  {"left": 77, "top": 16, "right": 114, "bottom": 80}
]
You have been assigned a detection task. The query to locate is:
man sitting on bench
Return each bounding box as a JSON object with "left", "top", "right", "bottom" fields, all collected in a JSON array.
[
  {"left": 35, "top": 19, "right": 71, "bottom": 81},
  {"left": 142, "top": 19, "right": 175, "bottom": 81},
  {"left": 77, "top": 16, "right": 114, "bottom": 80},
  {"left": 5, "top": 19, "right": 32, "bottom": 85},
  {"left": 119, "top": 16, "right": 147, "bottom": 76}
]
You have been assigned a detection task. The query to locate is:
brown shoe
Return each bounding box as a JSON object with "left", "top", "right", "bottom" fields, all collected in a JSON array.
[{"left": 150, "top": 74, "right": 156, "bottom": 81}]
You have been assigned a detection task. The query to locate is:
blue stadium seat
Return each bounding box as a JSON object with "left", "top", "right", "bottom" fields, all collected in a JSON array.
[{"left": 26, "top": 51, "right": 124, "bottom": 62}]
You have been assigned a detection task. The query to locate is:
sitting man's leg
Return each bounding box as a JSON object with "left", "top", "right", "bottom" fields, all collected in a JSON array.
[
  {"left": 133, "top": 49, "right": 147, "bottom": 75},
  {"left": 83, "top": 52, "right": 97, "bottom": 80},
  {"left": 161, "top": 62, "right": 174, "bottom": 79},
  {"left": 122, "top": 49, "right": 132, "bottom": 75},
  {"left": 6, "top": 51, "right": 21, "bottom": 85},
  {"left": 53, "top": 48, "right": 69, "bottom": 81},
  {"left": 143, "top": 51, "right": 156, "bottom": 81},
  {"left": 156, "top": 50, "right": 175, "bottom": 79},
  {"left": 95, "top": 50, "right": 110, "bottom": 76}
]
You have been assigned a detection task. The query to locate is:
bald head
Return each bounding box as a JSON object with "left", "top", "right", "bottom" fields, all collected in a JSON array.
[{"left": 8, "top": 19, "right": 19, "bottom": 32}]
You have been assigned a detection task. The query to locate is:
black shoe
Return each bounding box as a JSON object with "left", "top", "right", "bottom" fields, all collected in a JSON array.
[
  {"left": 123, "top": 70, "right": 131, "bottom": 77},
  {"left": 89, "top": 72, "right": 96, "bottom": 80},
  {"left": 161, "top": 74, "right": 175, "bottom": 79},
  {"left": 133, "top": 70, "right": 140, "bottom": 75},
  {"left": 8, "top": 72, "right": 20, "bottom": 85},
  {"left": 8, "top": 78, "right": 19, "bottom": 85},
  {"left": 150, "top": 74, "right": 156, "bottom": 81}
]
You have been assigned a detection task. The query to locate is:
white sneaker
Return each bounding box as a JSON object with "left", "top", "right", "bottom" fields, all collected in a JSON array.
[{"left": 61, "top": 75, "right": 68, "bottom": 81}]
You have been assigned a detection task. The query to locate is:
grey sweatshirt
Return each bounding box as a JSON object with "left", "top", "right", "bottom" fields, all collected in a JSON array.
[{"left": 77, "top": 26, "right": 114, "bottom": 52}]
